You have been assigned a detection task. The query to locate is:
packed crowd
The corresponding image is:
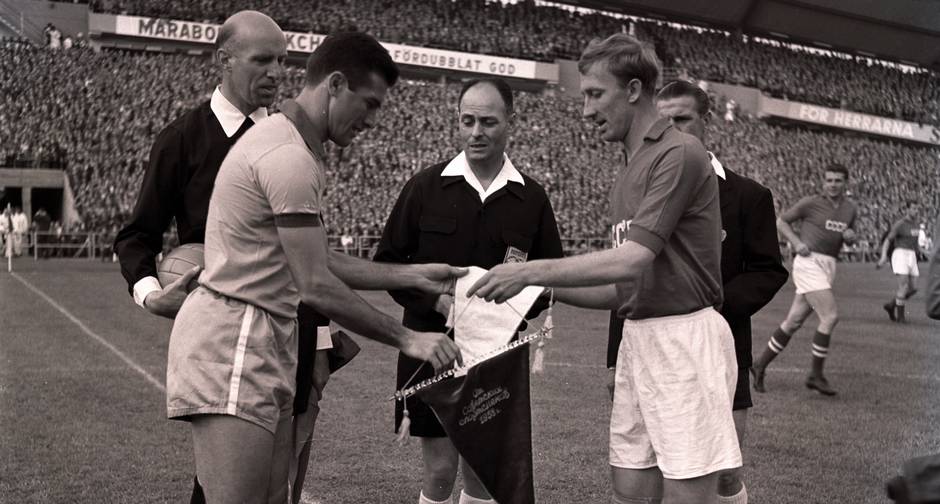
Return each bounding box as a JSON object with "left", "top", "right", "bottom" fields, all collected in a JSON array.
[
  {"left": 89, "top": 0, "right": 940, "bottom": 125},
  {"left": 1, "top": 42, "right": 937, "bottom": 247}
]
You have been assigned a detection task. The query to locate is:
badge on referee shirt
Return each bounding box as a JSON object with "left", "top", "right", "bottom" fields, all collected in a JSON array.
[{"left": 504, "top": 246, "right": 528, "bottom": 264}]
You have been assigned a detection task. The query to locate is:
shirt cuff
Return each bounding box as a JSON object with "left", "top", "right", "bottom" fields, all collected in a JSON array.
[
  {"left": 133, "top": 276, "right": 162, "bottom": 308},
  {"left": 316, "top": 326, "right": 333, "bottom": 350}
]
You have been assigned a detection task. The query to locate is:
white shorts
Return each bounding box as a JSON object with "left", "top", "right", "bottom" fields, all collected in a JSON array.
[
  {"left": 167, "top": 287, "right": 298, "bottom": 434},
  {"left": 610, "top": 307, "right": 741, "bottom": 479},
  {"left": 792, "top": 253, "right": 837, "bottom": 294},
  {"left": 891, "top": 248, "right": 919, "bottom": 276}
]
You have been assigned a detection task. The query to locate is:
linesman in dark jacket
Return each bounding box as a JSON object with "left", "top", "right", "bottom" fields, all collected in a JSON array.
[
  {"left": 608, "top": 81, "right": 787, "bottom": 504},
  {"left": 111, "top": 12, "right": 332, "bottom": 503},
  {"left": 375, "top": 78, "right": 563, "bottom": 504}
]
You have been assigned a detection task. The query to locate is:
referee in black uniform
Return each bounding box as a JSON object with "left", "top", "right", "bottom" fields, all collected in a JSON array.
[
  {"left": 112, "top": 12, "right": 332, "bottom": 503},
  {"left": 375, "top": 78, "right": 563, "bottom": 504}
]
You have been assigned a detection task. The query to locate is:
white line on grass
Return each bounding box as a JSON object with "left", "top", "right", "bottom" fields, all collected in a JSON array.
[
  {"left": 11, "top": 271, "right": 166, "bottom": 392},
  {"left": 13, "top": 272, "right": 321, "bottom": 504},
  {"left": 544, "top": 361, "right": 940, "bottom": 382}
]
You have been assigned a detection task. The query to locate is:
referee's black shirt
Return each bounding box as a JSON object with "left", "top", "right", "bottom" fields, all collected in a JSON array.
[
  {"left": 113, "top": 99, "right": 247, "bottom": 292},
  {"left": 375, "top": 161, "right": 564, "bottom": 333}
]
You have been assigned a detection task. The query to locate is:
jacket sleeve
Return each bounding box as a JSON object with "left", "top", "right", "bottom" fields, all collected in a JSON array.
[
  {"left": 525, "top": 195, "right": 565, "bottom": 319},
  {"left": 927, "top": 221, "right": 940, "bottom": 320},
  {"left": 721, "top": 185, "right": 789, "bottom": 319},
  {"left": 374, "top": 176, "right": 440, "bottom": 318},
  {"left": 113, "top": 125, "right": 184, "bottom": 295}
]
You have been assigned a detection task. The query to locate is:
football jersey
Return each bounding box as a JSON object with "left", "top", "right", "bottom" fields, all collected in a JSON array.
[
  {"left": 782, "top": 195, "right": 857, "bottom": 258},
  {"left": 893, "top": 219, "right": 919, "bottom": 251}
]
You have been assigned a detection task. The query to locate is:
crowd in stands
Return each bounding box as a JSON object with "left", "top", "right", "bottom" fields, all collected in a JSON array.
[
  {"left": 89, "top": 0, "right": 940, "bottom": 125},
  {"left": 1, "top": 40, "right": 937, "bottom": 250}
]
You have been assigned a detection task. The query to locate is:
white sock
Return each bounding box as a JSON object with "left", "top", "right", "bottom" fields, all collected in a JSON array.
[
  {"left": 419, "top": 491, "right": 452, "bottom": 504},
  {"left": 717, "top": 483, "right": 747, "bottom": 504},
  {"left": 458, "top": 489, "right": 495, "bottom": 504}
]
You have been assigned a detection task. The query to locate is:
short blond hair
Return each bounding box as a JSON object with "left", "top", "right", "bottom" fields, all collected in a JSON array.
[{"left": 578, "top": 33, "right": 661, "bottom": 94}]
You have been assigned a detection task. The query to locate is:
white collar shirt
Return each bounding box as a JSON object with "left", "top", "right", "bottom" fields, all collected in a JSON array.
[
  {"left": 708, "top": 151, "right": 726, "bottom": 180},
  {"left": 440, "top": 151, "right": 524, "bottom": 202},
  {"left": 209, "top": 87, "right": 269, "bottom": 138}
]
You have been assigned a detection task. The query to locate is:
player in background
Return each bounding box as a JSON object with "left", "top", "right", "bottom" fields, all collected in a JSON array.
[
  {"left": 751, "top": 164, "right": 858, "bottom": 396},
  {"left": 469, "top": 34, "right": 740, "bottom": 504},
  {"left": 878, "top": 202, "right": 921, "bottom": 323},
  {"left": 605, "top": 80, "right": 787, "bottom": 504}
]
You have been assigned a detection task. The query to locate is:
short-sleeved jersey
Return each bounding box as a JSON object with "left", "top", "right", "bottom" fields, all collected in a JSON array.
[
  {"left": 781, "top": 195, "right": 857, "bottom": 258},
  {"left": 610, "top": 118, "right": 723, "bottom": 320},
  {"left": 200, "top": 100, "right": 326, "bottom": 319},
  {"left": 891, "top": 218, "right": 919, "bottom": 251}
]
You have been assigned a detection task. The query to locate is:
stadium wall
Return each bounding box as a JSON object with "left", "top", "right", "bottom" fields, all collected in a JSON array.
[
  {"left": 0, "top": 168, "right": 77, "bottom": 227},
  {"left": 4, "top": 0, "right": 88, "bottom": 43},
  {"left": 88, "top": 13, "right": 560, "bottom": 83}
]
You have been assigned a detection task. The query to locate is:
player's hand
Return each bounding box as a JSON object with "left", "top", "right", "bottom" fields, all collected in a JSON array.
[
  {"left": 842, "top": 228, "right": 857, "bottom": 244},
  {"left": 466, "top": 262, "right": 530, "bottom": 303},
  {"left": 876, "top": 258, "right": 886, "bottom": 269},
  {"left": 144, "top": 266, "right": 201, "bottom": 319},
  {"left": 795, "top": 242, "right": 811, "bottom": 257},
  {"left": 400, "top": 330, "right": 462, "bottom": 372},
  {"left": 607, "top": 368, "right": 616, "bottom": 402},
  {"left": 312, "top": 349, "right": 330, "bottom": 398},
  {"left": 410, "top": 263, "right": 467, "bottom": 295},
  {"left": 433, "top": 294, "right": 454, "bottom": 321}
]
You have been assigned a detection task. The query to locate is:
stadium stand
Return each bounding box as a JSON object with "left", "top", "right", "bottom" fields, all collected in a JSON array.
[
  {"left": 88, "top": 0, "right": 940, "bottom": 125},
  {"left": 2, "top": 3, "right": 938, "bottom": 251}
]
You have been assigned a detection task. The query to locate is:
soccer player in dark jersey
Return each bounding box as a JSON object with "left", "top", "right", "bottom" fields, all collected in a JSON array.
[
  {"left": 878, "top": 202, "right": 921, "bottom": 323},
  {"left": 751, "top": 164, "right": 858, "bottom": 396},
  {"left": 469, "top": 34, "right": 740, "bottom": 504}
]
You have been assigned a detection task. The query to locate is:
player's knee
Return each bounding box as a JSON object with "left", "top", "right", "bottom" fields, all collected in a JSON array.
[
  {"left": 716, "top": 469, "right": 742, "bottom": 496},
  {"left": 820, "top": 312, "right": 839, "bottom": 329},
  {"left": 424, "top": 459, "right": 459, "bottom": 494}
]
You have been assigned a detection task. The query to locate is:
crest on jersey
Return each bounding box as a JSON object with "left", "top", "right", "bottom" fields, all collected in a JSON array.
[{"left": 504, "top": 246, "right": 528, "bottom": 264}]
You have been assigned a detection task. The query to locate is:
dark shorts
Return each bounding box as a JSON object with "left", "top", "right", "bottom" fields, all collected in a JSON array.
[
  {"left": 394, "top": 352, "right": 447, "bottom": 437},
  {"left": 294, "top": 303, "right": 329, "bottom": 415},
  {"left": 733, "top": 366, "right": 753, "bottom": 411}
]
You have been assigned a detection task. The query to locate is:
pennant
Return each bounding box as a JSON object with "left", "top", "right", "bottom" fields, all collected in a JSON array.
[{"left": 417, "top": 344, "right": 534, "bottom": 504}]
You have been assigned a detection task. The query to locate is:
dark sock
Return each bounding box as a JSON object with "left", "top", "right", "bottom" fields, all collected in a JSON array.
[
  {"left": 191, "top": 476, "right": 206, "bottom": 504},
  {"left": 811, "top": 330, "right": 831, "bottom": 377},
  {"left": 756, "top": 327, "right": 792, "bottom": 368}
]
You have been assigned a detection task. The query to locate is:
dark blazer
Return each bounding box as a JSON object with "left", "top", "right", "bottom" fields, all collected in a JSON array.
[
  {"left": 608, "top": 165, "right": 788, "bottom": 369},
  {"left": 113, "top": 100, "right": 240, "bottom": 291},
  {"left": 928, "top": 220, "right": 940, "bottom": 320}
]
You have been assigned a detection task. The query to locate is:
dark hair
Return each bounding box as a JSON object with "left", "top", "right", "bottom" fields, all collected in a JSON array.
[
  {"left": 825, "top": 163, "right": 849, "bottom": 179},
  {"left": 578, "top": 33, "right": 660, "bottom": 94},
  {"left": 458, "top": 78, "right": 514, "bottom": 114},
  {"left": 305, "top": 31, "right": 399, "bottom": 89},
  {"left": 656, "top": 80, "right": 711, "bottom": 116}
]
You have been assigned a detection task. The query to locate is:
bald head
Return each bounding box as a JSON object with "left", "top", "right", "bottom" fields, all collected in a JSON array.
[
  {"left": 216, "top": 10, "right": 284, "bottom": 54},
  {"left": 216, "top": 10, "right": 287, "bottom": 114}
]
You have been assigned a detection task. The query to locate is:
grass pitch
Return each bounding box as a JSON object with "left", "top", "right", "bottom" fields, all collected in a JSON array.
[{"left": 1, "top": 258, "right": 937, "bottom": 503}]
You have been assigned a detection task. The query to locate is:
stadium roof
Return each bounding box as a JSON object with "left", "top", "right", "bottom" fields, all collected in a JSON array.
[{"left": 559, "top": 0, "right": 940, "bottom": 71}]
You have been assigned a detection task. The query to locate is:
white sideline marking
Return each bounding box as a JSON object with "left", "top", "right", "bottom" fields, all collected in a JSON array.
[
  {"left": 11, "top": 272, "right": 166, "bottom": 392},
  {"left": 12, "top": 272, "right": 321, "bottom": 504},
  {"left": 544, "top": 361, "right": 940, "bottom": 382}
]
